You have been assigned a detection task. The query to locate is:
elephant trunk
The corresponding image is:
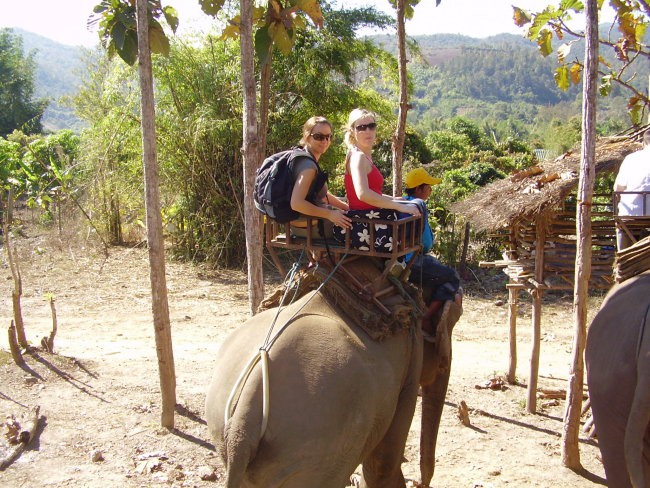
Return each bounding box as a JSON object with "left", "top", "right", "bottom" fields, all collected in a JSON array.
[
  {"left": 419, "top": 365, "right": 452, "bottom": 487},
  {"left": 419, "top": 298, "right": 461, "bottom": 487}
]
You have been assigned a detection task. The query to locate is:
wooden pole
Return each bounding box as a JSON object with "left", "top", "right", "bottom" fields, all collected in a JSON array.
[
  {"left": 507, "top": 286, "right": 518, "bottom": 383},
  {"left": 527, "top": 216, "right": 546, "bottom": 413},
  {"left": 562, "top": 0, "right": 598, "bottom": 468},
  {"left": 135, "top": 0, "right": 176, "bottom": 428}
]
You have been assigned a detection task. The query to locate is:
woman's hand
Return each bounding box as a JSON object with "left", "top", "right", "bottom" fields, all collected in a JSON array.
[
  {"left": 329, "top": 209, "right": 352, "bottom": 229},
  {"left": 397, "top": 202, "right": 421, "bottom": 217}
]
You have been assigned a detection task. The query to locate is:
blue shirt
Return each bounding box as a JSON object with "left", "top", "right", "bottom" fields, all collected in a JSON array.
[{"left": 405, "top": 196, "right": 434, "bottom": 261}]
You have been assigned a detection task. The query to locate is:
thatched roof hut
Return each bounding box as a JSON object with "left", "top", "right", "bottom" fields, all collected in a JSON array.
[
  {"left": 451, "top": 135, "right": 642, "bottom": 233},
  {"left": 449, "top": 130, "right": 646, "bottom": 414}
]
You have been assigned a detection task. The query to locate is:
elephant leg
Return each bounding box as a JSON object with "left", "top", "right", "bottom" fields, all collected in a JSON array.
[
  {"left": 591, "top": 385, "right": 633, "bottom": 487},
  {"left": 625, "top": 315, "right": 650, "bottom": 488},
  {"left": 360, "top": 382, "right": 420, "bottom": 488}
]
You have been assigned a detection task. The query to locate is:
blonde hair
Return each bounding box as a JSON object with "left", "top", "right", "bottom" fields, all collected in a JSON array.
[
  {"left": 344, "top": 108, "right": 376, "bottom": 150},
  {"left": 299, "top": 116, "right": 332, "bottom": 149}
]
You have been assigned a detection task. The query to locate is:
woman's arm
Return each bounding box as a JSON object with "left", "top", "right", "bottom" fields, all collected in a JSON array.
[
  {"left": 348, "top": 152, "right": 420, "bottom": 216},
  {"left": 325, "top": 192, "right": 349, "bottom": 211},
  {"left": 291, "top": 168, "right": 352, "bottom": 228}
]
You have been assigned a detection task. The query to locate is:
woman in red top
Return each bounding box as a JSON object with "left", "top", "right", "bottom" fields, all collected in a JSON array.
[
  {"left": 344, "top": 109, "right": 420, "bottom": 215},
  {"left": 334, "top": 109, "right": 419, "bottom": 252}
]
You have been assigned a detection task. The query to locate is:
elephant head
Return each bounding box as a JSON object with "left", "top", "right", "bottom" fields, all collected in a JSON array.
[
  {"left": 586, "top": 271, "right": 650, "bottom": 488},
  {"left": 205, "top": 257, "right": 462, "bottom": 488}
]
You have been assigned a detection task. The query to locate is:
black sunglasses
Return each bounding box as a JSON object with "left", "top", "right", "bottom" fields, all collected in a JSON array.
[
  {"left": 355, "top": 122, "right": 377, "bottom": 132},
  {"left": 311, "top": 133, "right": 332, "bottom": 142}
]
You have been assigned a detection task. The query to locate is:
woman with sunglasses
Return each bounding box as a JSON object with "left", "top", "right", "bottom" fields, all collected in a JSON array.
[
  {"left": 334, "top": 109, "right": 419, "bottom": 251},
  {"left": 290, "top": 116, "right": 351, "bottom": 233}
]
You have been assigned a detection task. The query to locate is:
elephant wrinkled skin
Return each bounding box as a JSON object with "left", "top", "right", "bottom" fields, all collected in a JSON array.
[
  {"left": 205, "top": 285, "right": 461, "bottom": 488},
  {"left": 586, "top": 271, "right": 650, "bottom": 488}
]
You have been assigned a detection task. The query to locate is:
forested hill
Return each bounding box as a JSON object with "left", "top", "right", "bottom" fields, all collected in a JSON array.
[
  {"left": 15, "top": 29, "right": 86, "bottom": 132},
  {"left": 371, "top": 26, "right": 648, "bottom": 131}
]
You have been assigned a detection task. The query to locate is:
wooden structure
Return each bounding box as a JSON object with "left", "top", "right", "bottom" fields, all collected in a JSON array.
[
  {"left": 450, "top": 133, "right": 649, "bottom": 413},
  {"left": 264, "top": 214, "right": 423, "bottom": 312}
]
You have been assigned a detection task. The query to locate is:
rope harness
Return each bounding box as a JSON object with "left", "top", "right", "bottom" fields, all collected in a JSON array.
[{"left": 224, "top": 254, "right": 349, "bottom": 438}]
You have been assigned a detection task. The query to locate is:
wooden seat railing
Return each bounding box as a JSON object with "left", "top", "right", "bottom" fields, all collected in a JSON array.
[
  {"left": 264, "top": 214, "right": 423, "bottom": 278},
  {"left": 613, "top": 191, "right": 650, "bottom": 246}
]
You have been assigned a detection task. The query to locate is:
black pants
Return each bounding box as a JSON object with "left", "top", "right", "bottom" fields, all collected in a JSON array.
[{"left": 409, "top": 254, "right": 460, "bottom": 302}]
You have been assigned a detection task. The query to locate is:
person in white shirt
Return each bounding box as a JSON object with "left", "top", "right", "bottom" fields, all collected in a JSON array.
[{"left": 614, "top": 129, "right": 650, "bottom": 250}]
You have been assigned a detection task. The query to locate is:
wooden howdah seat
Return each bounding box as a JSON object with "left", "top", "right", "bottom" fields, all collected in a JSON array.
[
  {"left": 263, "top": 213, "right": 425, "bottom": 321},
  {"left": 613, "top": 190, "right": 650, "bottom": 247},
  {"left": 264, "top": 213, "right": 423, "bottom": 281}
]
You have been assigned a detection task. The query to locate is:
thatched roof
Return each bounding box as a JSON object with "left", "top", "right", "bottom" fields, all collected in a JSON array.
[{"left": 450, "top": 134, "right": 643, "bottom": 233}]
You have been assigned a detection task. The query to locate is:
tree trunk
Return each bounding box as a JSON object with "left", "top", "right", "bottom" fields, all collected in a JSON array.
[
  {"left": 562, "top": 0, "right": 598, "bottom": 468},
  {"left": 135, "top": 0, "right": 176, "bottom": 429},
  {"left": 241, "top": 0, "right": 264, "bottom": 315},
  {"left": 391, "top": 0, "right": 408, "bottom": 197}
]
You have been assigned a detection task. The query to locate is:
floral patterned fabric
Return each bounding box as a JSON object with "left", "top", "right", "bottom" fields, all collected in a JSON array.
[{"left": 333, "top": 208, "right": 400, "bottom": 252}]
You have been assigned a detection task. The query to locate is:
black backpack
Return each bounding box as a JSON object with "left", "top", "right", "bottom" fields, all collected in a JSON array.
[{"left": 254, "top": 147, "right": 327, "bottom": 223}]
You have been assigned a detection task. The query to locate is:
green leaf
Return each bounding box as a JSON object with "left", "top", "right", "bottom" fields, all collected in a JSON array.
[
  {"left": 149, "top": 21, "right": 170, "bottom": 57},
  {"left": 117, "top": 30, "right": 138, "bottom": 65},
  {"left": 537, "top": 29, "right": 553, "bottom": 57},
  {"left": 555, "top": 65, "right": 569, "bottom": 91},
  {"left": 111, "top": 20, "right": 127, "bottom": 50},
  {"left": 528, "top": 8, "right": 556, "bottom": 40},
  {"left": 163, "top": 6, "right": 179, "bottom": 33},
  {"left": 199, "top": 0, "right": 226, "bottom": 16},
  {"left": 599, "top": 74, "right": 612, "bottom": 96},
  {"left": 254, "top": 25, "right": 272, "bottom": 65},
  {"left": 559, "top": 0, "right": 584, "bottom": 12}
]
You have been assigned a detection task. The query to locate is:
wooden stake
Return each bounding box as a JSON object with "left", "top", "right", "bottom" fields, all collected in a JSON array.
[{"left": 8, "top": 321, "right": 24, "bottom": 366}]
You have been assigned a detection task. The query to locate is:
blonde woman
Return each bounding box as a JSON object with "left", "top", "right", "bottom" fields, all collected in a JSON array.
[{"left": 334, "top": 108, "right": 419, "bottom": 251}]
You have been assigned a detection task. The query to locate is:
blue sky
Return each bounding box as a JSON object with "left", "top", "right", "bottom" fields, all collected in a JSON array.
[{"left": 0, "top": 0, "right": 615, "bottom": 47}]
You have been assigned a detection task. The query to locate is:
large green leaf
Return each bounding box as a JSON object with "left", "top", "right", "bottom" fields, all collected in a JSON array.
[
  {"left": 149, "top": 21, "right": 170, "bottom": 57},
  {"left": 527, "top": 8, "right": 556, "bottom": 40},
  {"left": 255, "top": 25, "right": 273, "bottom": 65},
  {"left": 117, "top": 30, "right": 138, "bottom": 65}
]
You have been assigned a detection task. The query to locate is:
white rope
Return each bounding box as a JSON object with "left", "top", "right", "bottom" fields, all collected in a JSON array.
[{"left": 223, "top": 255, "right": 348, "bottom": 439}]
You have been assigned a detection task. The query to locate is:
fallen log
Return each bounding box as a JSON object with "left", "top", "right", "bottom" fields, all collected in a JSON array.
[{"left": 0, "top": 406, "right": 41, "bottom": 471}]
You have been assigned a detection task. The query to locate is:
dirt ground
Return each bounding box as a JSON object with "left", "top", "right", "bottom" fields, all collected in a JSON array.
[{"left": 0, "top": 220, "right": 609, "bottom": 488}]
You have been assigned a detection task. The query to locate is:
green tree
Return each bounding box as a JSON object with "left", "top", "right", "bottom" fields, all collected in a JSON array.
[
  {"left": 0, "top": 29, "right": 47, "bottom": 137},
  {"left": 514, "top": 0, "right": 650, "bottom": 123}
]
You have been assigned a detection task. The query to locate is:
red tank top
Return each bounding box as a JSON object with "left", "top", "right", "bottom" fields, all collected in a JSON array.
[{"left": 345, "top": 161, "right": 384, "bottom": 210}]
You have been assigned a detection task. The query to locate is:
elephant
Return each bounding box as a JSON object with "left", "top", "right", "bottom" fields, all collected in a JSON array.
[
  {"left": 585, "top": 270, "right": 650, "bottom": 488},
  {"left": 205, "top": 261, "right": 462, "bottom": 488}
]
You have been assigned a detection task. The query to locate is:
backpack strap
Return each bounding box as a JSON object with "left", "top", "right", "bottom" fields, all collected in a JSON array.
[{"left": 288, "top": 147, "right": 328, "bottom": 204}]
